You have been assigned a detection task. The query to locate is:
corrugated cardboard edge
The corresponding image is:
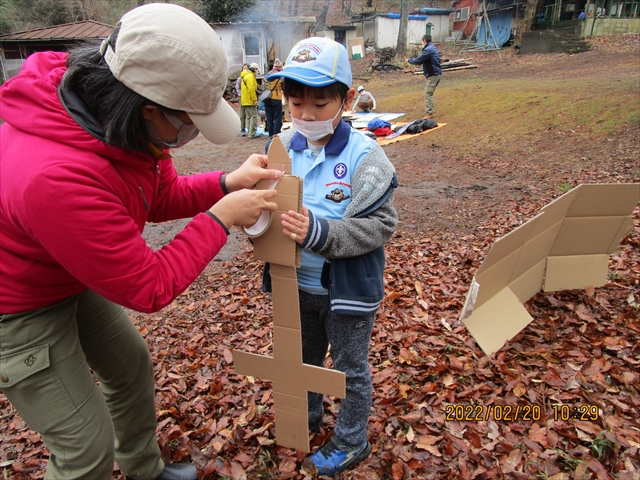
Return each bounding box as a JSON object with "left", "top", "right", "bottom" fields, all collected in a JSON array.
[{"left": 461, "top": 183, "right": 639, "bottom": 356}]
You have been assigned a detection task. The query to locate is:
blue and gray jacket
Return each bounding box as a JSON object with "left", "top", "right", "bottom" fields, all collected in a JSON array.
[
  {"left": 263, "top": 120, "right": 398, "bottom": 315},
  {"left": 408, "top": 42, "right": 442, "bottom": 78}
]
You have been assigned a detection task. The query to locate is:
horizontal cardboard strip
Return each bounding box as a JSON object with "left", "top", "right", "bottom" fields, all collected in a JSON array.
[
  {"left": 549, "top": 216, "right": 626, "bottom": 256},
  {"left": 565, "top": 183, "right": 640, "bottom": 217},
  {"left": 299, "top": 364, "right": 346, "bottom": 398},
  {"left": 233, "top": 350, "right": 273, "bottom": 379},
  {"left": 544, "top": 254, "right": 609, "bottom": 292}
]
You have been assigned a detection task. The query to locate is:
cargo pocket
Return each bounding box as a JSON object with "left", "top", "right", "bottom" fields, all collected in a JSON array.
[{"left": 0, "top": 344, "right": 50, "bottom": 389}]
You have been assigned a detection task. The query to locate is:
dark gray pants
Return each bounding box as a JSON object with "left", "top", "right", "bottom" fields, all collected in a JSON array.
[
  {"left": 0, "top": 290, "right": 163, "bottom": 480},
  {"left": 299, "top": 290, "right": 375, "bottom": 446}
]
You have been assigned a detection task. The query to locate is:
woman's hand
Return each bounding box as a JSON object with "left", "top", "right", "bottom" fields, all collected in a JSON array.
[
  {"left": 225, "top": 154, "right": 283, "bottom": 192},
  {"left": 281, "top": 206, "right": 310, "bottom": 244},
  {"left": 209, "top": 189, "right": 278, "bottom": 229}
]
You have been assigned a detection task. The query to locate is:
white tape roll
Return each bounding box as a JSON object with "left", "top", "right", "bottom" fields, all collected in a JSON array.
[{"left": 243, "top": 163, "right": 286, "bottom": 238}]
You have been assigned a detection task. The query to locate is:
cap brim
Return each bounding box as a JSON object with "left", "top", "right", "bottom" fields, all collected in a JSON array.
[
  {"left": 189, "top": 99, "right": 240, "bottom": 145},
  {"left": 266, "top": 67, "right": 337, "bottom": 87}
]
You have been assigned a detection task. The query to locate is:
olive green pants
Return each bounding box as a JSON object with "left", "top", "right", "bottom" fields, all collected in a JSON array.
[
  {"left": 424, "top": 74, "right": 441, "bottom": 115},
  {"left": 0, "top": 290, "right": 163, "bottom": 480}
]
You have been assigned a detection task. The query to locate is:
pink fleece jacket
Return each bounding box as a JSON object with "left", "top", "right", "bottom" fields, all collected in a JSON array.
[{"left": 0, "top": 52, "right": 229, "bottom": 314}]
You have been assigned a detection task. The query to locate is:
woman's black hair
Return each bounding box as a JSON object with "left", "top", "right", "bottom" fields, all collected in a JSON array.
[
  {"left": 282, "top": 78, "right": 349, "bottom": 102},
  {"left": 61, "top": 39, "right": 154, "bottom": 155}
]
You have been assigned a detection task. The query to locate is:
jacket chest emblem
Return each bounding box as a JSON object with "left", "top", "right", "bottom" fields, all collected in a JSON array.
[{"left": 334, "top": 163, "right": 347, "bottom": 179}]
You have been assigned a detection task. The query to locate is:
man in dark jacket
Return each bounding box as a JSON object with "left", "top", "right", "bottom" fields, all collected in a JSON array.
[{"left": 406, "top": 34, "right": 442, "bottom": 119}]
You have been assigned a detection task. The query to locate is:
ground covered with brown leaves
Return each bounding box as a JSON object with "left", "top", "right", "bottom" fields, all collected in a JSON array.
[{"left": 1, "top": 36, "right": 639, "bottom": 480}]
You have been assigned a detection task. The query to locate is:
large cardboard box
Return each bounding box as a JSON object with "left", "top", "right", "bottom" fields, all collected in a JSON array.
[
  {"left": 233, "top": 137, "right": 346, "bottom": 452},
  {"left": 460, "top": 183, "right": 639, "bottom": 356}
]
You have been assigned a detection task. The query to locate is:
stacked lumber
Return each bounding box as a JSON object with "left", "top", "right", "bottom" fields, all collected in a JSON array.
[{"left": 409, "top": 58, "right": 478, "bottom": 74}]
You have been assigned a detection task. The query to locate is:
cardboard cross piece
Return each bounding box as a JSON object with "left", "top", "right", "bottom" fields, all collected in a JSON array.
[{"left": 233, "top": 136, "right": 346, "bottom": 453}]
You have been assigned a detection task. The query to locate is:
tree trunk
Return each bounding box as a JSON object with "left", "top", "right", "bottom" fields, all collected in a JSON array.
[
  {"left": 518, "top": 0, "right": 540, "bottom": 43},
  {"left": 396, "top": 0, "right": 409, "bottom": 56}
]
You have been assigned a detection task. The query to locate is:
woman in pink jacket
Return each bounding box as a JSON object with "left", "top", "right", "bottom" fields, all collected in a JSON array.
[{"left": 0, "top": 4, "right": 280, "bottom": 480}]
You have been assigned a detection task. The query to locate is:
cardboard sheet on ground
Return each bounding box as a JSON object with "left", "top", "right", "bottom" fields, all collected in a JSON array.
[
  {"left": 345, "top": 112, "right": 406, "bottom": 129},
  {"left": 377, "top": 122, "right": 447, "bottom": 145},
  {"left": 460, "top": 183, "right": 640, "bottom": 356},
  {"left": 233, "top": 136, "right": 346, "bottom": 453}
]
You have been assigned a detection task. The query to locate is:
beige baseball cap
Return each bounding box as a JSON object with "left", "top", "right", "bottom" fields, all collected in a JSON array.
[{"left": 101, "top": 3, "right": 239, "bottom": 145}]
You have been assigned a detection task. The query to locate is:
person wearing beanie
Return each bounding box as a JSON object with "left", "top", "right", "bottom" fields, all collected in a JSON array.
[
  {"left": 263, "top": 58, "right": 285, "bottom": 137},
  {"left": 265, "top": 37, "right": 398, "bottom": 476},
  {"left": 0, "top": 4, "right": 282, "bottom": 479}
]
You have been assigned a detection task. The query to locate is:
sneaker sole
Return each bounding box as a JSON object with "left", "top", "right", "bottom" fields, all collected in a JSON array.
[{"left": 348, "top": 441, "right": 372, "bottom": 468}]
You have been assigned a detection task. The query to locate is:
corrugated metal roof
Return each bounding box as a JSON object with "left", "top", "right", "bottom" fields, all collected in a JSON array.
[{"left": 0, "top": 21, "right": 113, "bottom": 41}]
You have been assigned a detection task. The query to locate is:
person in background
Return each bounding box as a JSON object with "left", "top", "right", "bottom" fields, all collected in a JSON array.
[
  {"left": 0, "top": 4, "right": 280, "bottom": 480},
  {"left": 258, "top": 97, "right": 267, "bottom": 129},
  {"left": 235, "top": 63, "right": 250, "bottom": 135},
  {"left": 235, "top": 63, "right": 250, "bottom": 99},
  {"left": 266, "top": 37, "right": 398, "bottom": 476},
  {"left": 406, "top": 34, "right": 442, "bottom": 120},
  {"left": 240, "top": 62, "right": 260, "bottom": 138},
  {"left": 263, "top": 58, "right": 284, "bottom": 137},
  {"left": 352, "top": 85, "right": 376, "bottom": 113}
]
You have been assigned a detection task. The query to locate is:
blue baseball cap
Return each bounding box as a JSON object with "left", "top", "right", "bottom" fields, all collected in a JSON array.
[{"left": 266, "top": 37, "right": 352, "bottom": 87}]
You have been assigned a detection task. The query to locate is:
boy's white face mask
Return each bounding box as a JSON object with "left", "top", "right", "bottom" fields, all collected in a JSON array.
[{"left": 291, "top": 101, "right": 344, "bottom": 141}]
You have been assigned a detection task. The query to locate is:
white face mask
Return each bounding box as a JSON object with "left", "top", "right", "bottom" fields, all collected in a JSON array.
[
  {"left": 291, "top": 101, "right": 344, "bottom": 141},
  {"left": 146, "top": 110, "right": 199, "bottom": 149}
]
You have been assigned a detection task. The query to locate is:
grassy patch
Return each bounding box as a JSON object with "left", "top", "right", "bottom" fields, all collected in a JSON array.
[{"left": 375, "top": 70, "right": 639, "bottom": 157}]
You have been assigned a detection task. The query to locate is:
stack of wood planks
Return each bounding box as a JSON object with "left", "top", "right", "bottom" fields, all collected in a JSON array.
[{"left": 409, "top": 58, "right": 477, "bottom": 74}]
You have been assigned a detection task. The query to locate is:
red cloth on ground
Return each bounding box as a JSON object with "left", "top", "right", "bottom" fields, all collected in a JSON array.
[{"left": 371, "top": 126, "right": 393, "bottom": 136}]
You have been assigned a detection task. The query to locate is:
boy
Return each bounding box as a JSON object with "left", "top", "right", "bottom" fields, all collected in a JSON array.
[{"left": 266, "top": 37, "right": 398, "bottom": 475}]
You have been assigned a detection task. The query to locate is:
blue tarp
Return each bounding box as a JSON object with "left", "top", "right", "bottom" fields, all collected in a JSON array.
[
  {"left": 476, "top": 11, "right": 512, "bottom": 49},
  {"left": 386, "top": 13, "right": 429, "bottom": 20}
]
